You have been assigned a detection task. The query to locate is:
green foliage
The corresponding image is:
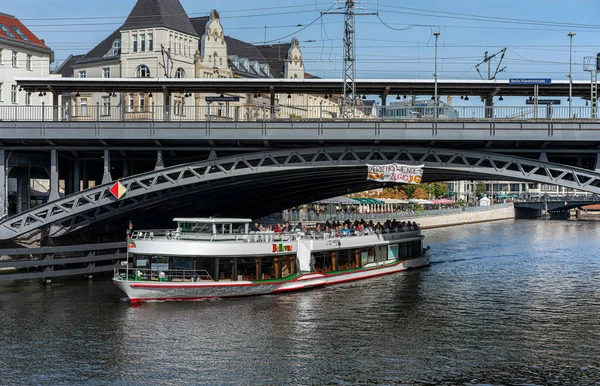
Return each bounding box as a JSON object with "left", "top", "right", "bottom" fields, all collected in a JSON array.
[{"left": 476, "top": 181, "right": 487, "bottom": 196}]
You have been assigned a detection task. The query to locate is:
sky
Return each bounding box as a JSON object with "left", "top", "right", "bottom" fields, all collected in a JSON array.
[{"left": 4, "top": 0, "right": 600, "bottom": 105}]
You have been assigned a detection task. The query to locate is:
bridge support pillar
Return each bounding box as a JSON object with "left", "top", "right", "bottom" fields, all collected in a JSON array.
[
  {"left": 270, "top": 87, "right": 275, "bottom": 119},
  {"left": 539, "top": 153, "right": 548, "bottom": 162},
  {"left": 49, "top": 149, "right": 60, "bottom": 201},
  {"left": 163, "top": 92, "right": 171, "bottom": 121},
  {"left": 155, "top": 150, "right": 165, "bottom": 170},
  {"left": 484, "top": 96, "right": 494, "bottom": 118},
  {"left": 72, "top": 160, "right": 80, "bottom": 193},
  {"left": 594, "top": 153, "right": 600, "bottom": 173},
  {"left": 101, "top": 150, "right": 112, "bottom": 185},
  {"left": 82, "top": 161, "right": 89, "bottom": 190},
  {"left": 52, "top": 92, "right": 59, "bottom": 121},
  {"left": 0, "top": 150, "right": 6, "bottom": 218},
  {"left": 15, "top": 168, "right": 29, "bottom": 214}
]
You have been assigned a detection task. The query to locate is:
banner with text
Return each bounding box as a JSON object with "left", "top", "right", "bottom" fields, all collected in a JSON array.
[{"left": 366, "top": 164, "right": 424, "bottom": 184}]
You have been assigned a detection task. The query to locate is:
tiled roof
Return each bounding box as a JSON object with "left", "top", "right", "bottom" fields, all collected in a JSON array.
[
  {"left": 0, "top": 12, "right": 52, "bottom": 52},
  {"left": 256, "top": 43, "right": 291, "bottom": 79},
  {"left": 189, "top": 16, "right": 209, "bottom": 42},
  {"left": 122, "top": 0, "right": 198, "bottom": 37},
  {"left": 52, "top": 54, "right": 84, "bottom": 77},
  {"left": 225, "top": 36, "right": 267, "bottom": 62},
  {"left": 75, "top": 30, "right": 121, "bottom": 65}
]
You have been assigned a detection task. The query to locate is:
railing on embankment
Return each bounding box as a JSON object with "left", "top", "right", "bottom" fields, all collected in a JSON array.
[
  {"left": 266, "top": 203, "right": 515, "bottom": 224},
  {"left": 0, "top": 242, "right": 126, "bottom": 282}
]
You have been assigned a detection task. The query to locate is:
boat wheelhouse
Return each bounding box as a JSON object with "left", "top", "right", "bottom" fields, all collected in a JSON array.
[{"left": 113, "top": 218, "right": 429, "bottom": 303}]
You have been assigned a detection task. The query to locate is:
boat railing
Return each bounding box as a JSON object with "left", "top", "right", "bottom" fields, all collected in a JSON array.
[
  {"left": 131, "top": 227, "right": 421, "bottom": 243},
  {"left": 114, "top": 267, "right": 213, "bottom": 282}
]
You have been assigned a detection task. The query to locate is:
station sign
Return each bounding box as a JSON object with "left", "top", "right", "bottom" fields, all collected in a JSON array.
[
  {"left": 509, "top": 78, "right": 552, "bottom": 85},
  {"left": 526, "top": 99, "right": 561, "bottom": 105},
  {"left": 205, "top": 96, "right": 240, "bottom": 102}
]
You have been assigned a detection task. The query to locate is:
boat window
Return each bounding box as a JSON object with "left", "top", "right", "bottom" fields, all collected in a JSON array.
[
  {"left": 360, "top": 247, "right": 375, "bottom": 266},
  {"left": 388, "top": 244, "right": 399, "bottom": 260}
]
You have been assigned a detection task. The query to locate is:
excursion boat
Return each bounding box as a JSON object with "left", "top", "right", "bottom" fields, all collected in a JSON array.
[{"left": 113, "top": 218, "right": 430, "bottom": 303}]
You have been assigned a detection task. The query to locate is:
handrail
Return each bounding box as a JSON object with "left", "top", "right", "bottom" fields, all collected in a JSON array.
[
  {"left": 115, "top": 267, "right": 213, "bottom": 282},
  {"left": 1, "top": 104, "right": 597, "bottom": 122}
]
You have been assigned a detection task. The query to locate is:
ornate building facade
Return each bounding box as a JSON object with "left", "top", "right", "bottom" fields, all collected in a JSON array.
[{"left": 54, "top": 0, "right": 338, "bottom": 121}]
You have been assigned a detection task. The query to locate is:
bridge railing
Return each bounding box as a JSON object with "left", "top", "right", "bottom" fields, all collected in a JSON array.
[{"left": 0, "top": 104, "right": 596, "bottom": 122}]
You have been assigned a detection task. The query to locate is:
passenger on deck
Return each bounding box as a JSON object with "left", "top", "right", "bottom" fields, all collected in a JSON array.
[
  {"left": 250, "top": 223, "right": 260, "bottom": 232},
  {"left": 413, "top": 221, "right": 419, "bottom": 230}
]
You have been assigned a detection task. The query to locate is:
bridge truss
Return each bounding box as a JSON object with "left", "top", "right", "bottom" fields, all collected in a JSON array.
[{"left": 3, "top": 146, "right": 600, "bottom": 240}]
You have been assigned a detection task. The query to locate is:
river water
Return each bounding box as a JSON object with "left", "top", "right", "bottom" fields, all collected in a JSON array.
[{"left": 2, "top": 219, "right": 600, "bottom": 385}]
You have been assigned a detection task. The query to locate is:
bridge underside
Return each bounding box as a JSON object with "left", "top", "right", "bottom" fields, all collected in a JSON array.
[{"left": 4, "top": 146, "right": 600, "bottom": 243}]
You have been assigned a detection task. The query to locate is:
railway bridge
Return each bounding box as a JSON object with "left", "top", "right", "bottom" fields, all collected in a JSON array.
[{"left": 0, "top": 77, "right": 599, "bottom": 243}]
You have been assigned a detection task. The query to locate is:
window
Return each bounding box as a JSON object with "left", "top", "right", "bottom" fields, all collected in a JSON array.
[
  {"left": 132, "top": 34, "right": 138, "bottom": 53},
  {"left": 169, "top": 34, "right": 173, "bottom": 51},
  {"left": 139, "top": 93, "right": 145, "bottom": 111},
  {"left": 0, "top": 48, "right": 3, "bottom": 65},
  {"left": 179, "top": 37, "right": 182, "bottom": 56},
  {"left": 0, "top": 83, "right": 3, "bottom": 102},
  {"left": 188, "top": 41, "right": 192, "bottom": 56},
  {"left": 135, "top": 65, "right": 150, "bottom": 78},
  {"left": 26, "top": 54, "right": 31, "bottom": 70},
  {"left": 0, "top": 24, "right": 15, "bottom": 38},
  {"left": 128, "top": 93, "right": 134, "bottom": 112},
  {"left": 109, "top": 39, "right": 121, "bottom": 56},
  {"left": 148, "top": 33, "right": 153, "bottom": 52},
  {"left": 140, "top": 33, "right": 145, "bottom": 52},
  {"left": 102, "top": 96, "right": 110, "bottom": 115},
  {"left": 12, "top": 51, "right": 17, "bottom": 67},
  {"left": 11, "top": 85, "right": 17, "bottom": 104},
  {"left": 12, "top": 27, "right": 29, "bottom": 41},
  {"left": 103, "top": 67, "right": 110, "bottom": 78},
  {"left": 80, "top": 98, "right": 88, "bottom": 116},
  {"left": 79, "top": 70, "right": 86, "bottom": 78},
  {"left": 25, "top": 92, "right": 31, "bottom": 106},
  {"left": 175, "top": 68, "right": 185, "bottom": 78},
  {"left": 213, "top": 53, "right": 218, "bottom": 67}
]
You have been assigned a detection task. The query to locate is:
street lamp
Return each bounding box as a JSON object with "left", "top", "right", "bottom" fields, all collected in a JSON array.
[
  {"left": 568, "top": 31, "right": 575, "bottom": 117},
  {"left": 433, "top": 31, "right": 440, "bottom": 119}
]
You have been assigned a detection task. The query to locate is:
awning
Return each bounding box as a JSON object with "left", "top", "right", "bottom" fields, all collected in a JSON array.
[
  {"left": 352, "top": 197, "right": 385, "bottom": 204},
  {"left": 314, "top": 196, "right": 358, "bottom": 204},
  {"left": 409, "top": 199, "right": 434, "bottom": 205},
  {"left": 432, "top": 199, "right": 455, "bottom": 205}
]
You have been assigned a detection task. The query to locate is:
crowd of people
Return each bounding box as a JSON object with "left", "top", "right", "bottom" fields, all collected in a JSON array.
[{"left": 249, "top": 219, "right": 420, "bottom": 238}]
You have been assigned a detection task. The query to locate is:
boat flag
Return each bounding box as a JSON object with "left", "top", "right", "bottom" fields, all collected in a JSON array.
[
  {"left": 127, "top": 235, "right": 136, "bottom": 249},
  {"left": 109, "top": 181, "right": 127, "bottom": 199}
]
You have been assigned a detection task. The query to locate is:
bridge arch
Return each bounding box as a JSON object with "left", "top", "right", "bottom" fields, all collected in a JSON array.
[{"left": 3, "top": 146, "right": 600, "bottom": 240}]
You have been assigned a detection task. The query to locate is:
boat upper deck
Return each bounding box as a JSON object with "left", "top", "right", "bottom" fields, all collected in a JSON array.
[{"left": 131, "top": 218, "right": 422, "bottom": 244}]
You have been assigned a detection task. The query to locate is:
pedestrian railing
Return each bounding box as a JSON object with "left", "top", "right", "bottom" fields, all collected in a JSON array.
[{"left": 0, "top": 104, "right": 597, "bottom": 122}]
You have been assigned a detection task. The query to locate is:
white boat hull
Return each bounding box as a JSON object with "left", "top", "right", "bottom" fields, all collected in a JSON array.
[{"left": 114, "top": 255, "right": 429, "bottom": 303}]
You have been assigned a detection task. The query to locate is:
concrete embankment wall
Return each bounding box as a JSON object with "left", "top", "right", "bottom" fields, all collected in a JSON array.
[{"left": 404, "top": 204, "right": 515, "bottom": 229}]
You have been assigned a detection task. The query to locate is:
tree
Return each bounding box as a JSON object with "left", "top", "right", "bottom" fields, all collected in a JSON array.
[
  {"left": 428, "top": 182, "right": 449, "bottom": 198},
  {"left": 475, "top": 181, "right": 487, "bottom": 197},
  {"left": 412, "top": 187, "right": 429, "bottom": 200}
]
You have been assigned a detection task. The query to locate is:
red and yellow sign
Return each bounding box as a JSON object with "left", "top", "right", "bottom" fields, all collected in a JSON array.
[
  {"left": 109, "top": 181, "right": 127, "bottom": 199},
  {"left": 272, "top": 244, "right": 293, "bottom": 253}
]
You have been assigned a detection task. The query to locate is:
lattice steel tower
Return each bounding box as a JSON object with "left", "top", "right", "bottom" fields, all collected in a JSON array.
[{"left": 342, "top": 0, "right": 357, "bottom": 112}]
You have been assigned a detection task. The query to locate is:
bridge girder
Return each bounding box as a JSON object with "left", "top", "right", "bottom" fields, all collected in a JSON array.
[{"left": 3, "top": 146, "right": 600, "bottom": 240}]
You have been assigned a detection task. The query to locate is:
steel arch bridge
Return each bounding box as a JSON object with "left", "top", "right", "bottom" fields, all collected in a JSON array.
[{"left": 3, "top": 146, "right": 600, "bottom": 241}]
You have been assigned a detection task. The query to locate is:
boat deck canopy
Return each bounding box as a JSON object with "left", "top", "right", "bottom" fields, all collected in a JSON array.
[{"left": 173, "top": 218, "right": 253, "bottom": 224}]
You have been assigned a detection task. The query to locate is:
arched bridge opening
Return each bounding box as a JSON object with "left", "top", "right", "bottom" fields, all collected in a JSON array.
[{"left": 3, "top": 146, "right": 600, "bottom": 242}]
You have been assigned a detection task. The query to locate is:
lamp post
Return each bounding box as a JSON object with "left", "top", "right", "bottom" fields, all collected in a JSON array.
[
  {"left": 433, "top": 31, "right": 440, "bottom": 119},
  {"left": 568, "top": 31, "right": 575, "bottom": 117}
]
